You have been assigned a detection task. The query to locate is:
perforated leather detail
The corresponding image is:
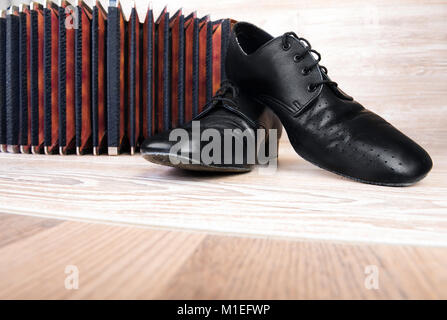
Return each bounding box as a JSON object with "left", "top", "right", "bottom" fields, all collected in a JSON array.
[{"left": 226, "top": 22, "right": 433, "bottom": 185}]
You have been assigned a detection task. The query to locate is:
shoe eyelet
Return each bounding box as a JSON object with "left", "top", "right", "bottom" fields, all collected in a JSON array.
[
  {"left": 282, "top": 42, "right": 291, "bottom": 51},
  {"left": 307, "top": 84, "right": 317, "bottom": 92},
  {"left": 293, "top": 55, "right": 303, "bottom": 63},
  {"left": 301, "top": 68, "right": 310, "bottom": 75}
]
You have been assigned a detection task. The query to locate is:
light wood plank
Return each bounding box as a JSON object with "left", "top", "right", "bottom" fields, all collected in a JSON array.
[
  {"left": 0, "top": 213, "right": 62, "bottom": 247},
  {"left": 0, "top": 215, "right": 445, "bottom": 299},
  {"left": 0, "top": 218, "right": 206, "bottom": 299},
  {"left": 0, "top": 141, "right": 445, "bottom": 246},
  {"left": 158, "top": 235, "right": 447, "bottom": 299}
]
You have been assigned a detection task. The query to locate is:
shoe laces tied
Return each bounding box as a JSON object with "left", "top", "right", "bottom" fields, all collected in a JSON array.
[
  {"left": 281, "top": 32, "right": 337, "bottom": 92},
  {"left": 207, "top": 80, "right": 239, "bottom": 107},
  {"left": 198, "top": 81, "right": 239, "bottom": 117}
]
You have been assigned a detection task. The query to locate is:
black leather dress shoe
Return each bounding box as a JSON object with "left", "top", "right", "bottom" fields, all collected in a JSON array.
[
  {"left": 225, "top": 22, "right": 432, "bottom": 186},
  {"left": 141, "top": 82, "right": 282, "bottom": 172}
]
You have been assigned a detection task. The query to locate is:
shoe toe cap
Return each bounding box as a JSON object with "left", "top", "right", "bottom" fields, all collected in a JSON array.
[
  {"left": 383, "top": 144, "right": 433, "bottom": 185},
  {"left": 140, "top": 133, "right": 175, "bottom": 155},
  {"left": 339, "top": 111, "right": 433, "bottom": 186},
  {"left": 357, "top": 130, "right": 433, "bottom": 186},
  {"left": 141, "top": 130, "right": 201, "bottom": 157}
]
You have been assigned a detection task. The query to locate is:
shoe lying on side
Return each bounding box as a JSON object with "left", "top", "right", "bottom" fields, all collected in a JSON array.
[
  {"left": 141, "top": 82, "right": 282, "bottom": 172},
  {"left": 226, "top": 22, "right": 432, "bottom": 186}
]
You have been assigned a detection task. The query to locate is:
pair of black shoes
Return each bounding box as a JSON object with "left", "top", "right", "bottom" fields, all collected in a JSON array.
[{"left": 142, "top": 22, "right": 432, "bottom": 186}]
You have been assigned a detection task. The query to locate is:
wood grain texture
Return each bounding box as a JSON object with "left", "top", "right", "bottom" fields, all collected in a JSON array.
[
  {"left": 0, "top": 140, "right": 445, "bottom": 246},
  {"left": 0, "top": 215, "right": 206, "bottom": 299},
  {"left": 0, "top": 213, "right": 61, "bottom": 247},
  {"left": 0, "top": 214, "right": 445, "bottom": 299},
  {"left": 159, "top": 234, "right": 447, "bottom": 300}
]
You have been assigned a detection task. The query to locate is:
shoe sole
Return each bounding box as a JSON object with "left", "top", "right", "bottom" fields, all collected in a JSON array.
[
  {"left": 142, "top": 152, "right": 253, "bottom": 173},
  {"left": 303, "top": 154, "right": 427, "bottom": 187}
]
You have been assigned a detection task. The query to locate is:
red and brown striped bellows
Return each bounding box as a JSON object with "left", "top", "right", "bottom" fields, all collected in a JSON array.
[{"left": 0, "top": 0, "right": 233, "bottom": 155}]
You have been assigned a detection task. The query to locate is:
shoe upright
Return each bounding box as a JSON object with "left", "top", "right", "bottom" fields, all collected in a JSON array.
[
  {"left": 225, "top": 22, "right": 432, "bottom": 186},
  {"left": 141, "top": 82, "right": 282, "bottom": 172}
]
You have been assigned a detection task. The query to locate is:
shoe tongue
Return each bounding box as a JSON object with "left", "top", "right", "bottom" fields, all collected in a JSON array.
[{"left": 291, "top": 36, "right": 309, "bottom": 49}]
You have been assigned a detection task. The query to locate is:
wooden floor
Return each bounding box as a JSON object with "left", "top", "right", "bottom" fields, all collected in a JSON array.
[
  {"left": 0, "top": 0, "right": 446, "bottom": 299},
  {"left": 0, "top": 213, "right": 446, "bottom": 299}
]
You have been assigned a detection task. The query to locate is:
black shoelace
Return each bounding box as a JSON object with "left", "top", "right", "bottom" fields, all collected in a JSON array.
[
  {"left": 209, "top": 80, "right": 239, "bottom": 106},
  {"left": 198, "top": 81, "right": 239, "bottom": 117},
  {"left": 281, "top": 32, "right": 338, "bottom": 92}
]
